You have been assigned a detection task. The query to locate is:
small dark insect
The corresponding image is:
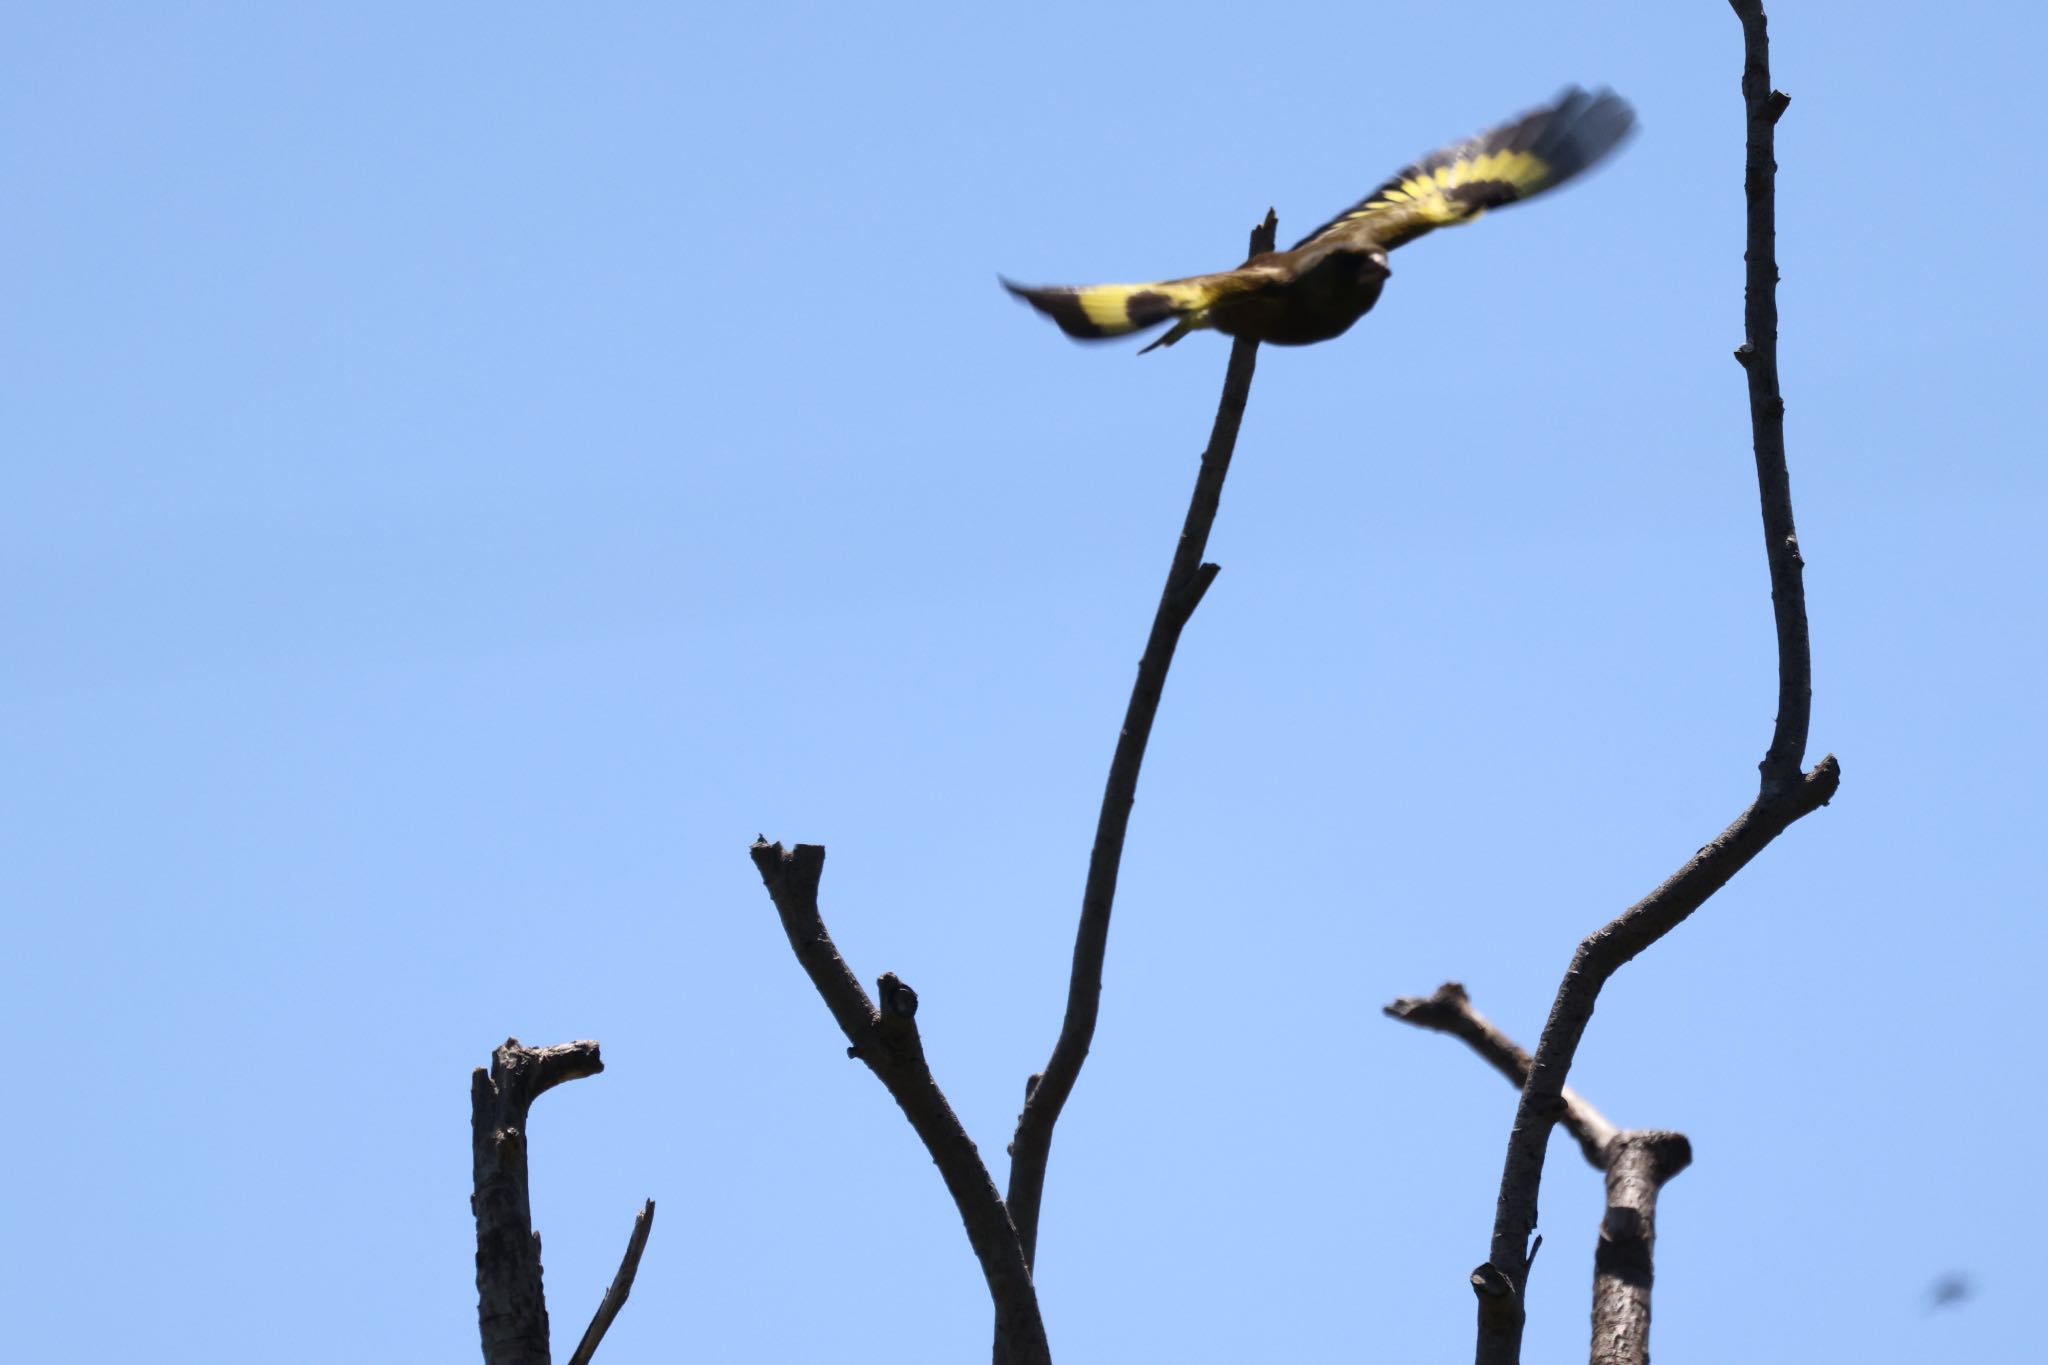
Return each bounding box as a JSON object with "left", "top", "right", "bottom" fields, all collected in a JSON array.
[{"left": 1925, "top": 1273, "right": 1973, "bottom": 1311}]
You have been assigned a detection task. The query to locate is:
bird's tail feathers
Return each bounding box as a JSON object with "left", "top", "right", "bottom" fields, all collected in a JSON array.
[{"left": 1137, "top": 320, "right": 1197, "bottom": 354}]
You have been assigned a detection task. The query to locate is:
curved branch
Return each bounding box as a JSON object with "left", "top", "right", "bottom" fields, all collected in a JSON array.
[
  {"left": 750, "top": 840, "right": 1051, "bottom": 1365},
  {"left": 1475, "top": 761, "right": 1836, "bottom": 1362},
  {"left": 1471, "top": 8, "right": 1838, "bottom": 1360},
  {"left": 1005, "top": 209, "right": 1280, "bottom": 1274},
  {"left": 1728, "top": 0, "right": 1810, "bottom": 796}
]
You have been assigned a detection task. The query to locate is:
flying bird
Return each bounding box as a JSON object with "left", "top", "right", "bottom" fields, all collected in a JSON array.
[{"left": 1004, "top": 87, "right": 1635, "bottom": 353}]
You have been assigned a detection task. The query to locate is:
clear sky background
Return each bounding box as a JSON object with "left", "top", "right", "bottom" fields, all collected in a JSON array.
[{"left": 4, "top": 2, "right": 2041, "bottom": 1361}]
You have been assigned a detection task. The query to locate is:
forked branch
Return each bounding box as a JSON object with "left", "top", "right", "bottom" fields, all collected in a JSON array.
[
  {"left": 751, "top": 212, "right": 1279, "bottom": 1365},
  {"left": 1386, "top": 983, "right": 1690, "bottom": 1365},
  {"left": 472, "top": 1038, "right": 652, "bottom": 1365},
  {"left": 1468, "top": 6, "right": 1837, "bottom": 1361},
  {"left": 1005, "top": 209, "right": 1280, "bottom": 1273},
  {"left": 750, "top": 840, "right": 1052, "bottom": 1365}
]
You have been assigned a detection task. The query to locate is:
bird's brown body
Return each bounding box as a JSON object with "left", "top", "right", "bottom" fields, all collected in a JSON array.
[
  {"left": 1197, "top": 244, "right": 1391, "bottom": 346},
  {"left": 1005, "top": 87, "right": 1633, "bottom": 352}
]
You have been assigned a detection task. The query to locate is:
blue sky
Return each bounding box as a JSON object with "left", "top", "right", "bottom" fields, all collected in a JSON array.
[{"left": 4, "top": 2, "right": 2042, "bottom": 1361}]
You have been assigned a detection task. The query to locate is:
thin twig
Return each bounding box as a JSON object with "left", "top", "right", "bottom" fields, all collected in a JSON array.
[
  {"left": 565, "top": 1200, "right": 657, "bottom": 1365},
  {"left": 1383, "top": 982, "right": 1617, "bottom": 1167},
  {"left": 1471, "top": 8, "right": 1838, "bottom": 1361},
  {"left": 1004, "top": 209, "right": 1280, "bottom": 1276},
  {"left": 750, "top": 840, "right": 1052, "bottom": 1365},
  {"left": 472, "top": 1038, "right": 607, "bottom": 1365}
]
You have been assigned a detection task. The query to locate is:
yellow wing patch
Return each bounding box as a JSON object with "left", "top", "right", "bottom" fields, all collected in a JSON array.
[
  {"left": 1290, "top": 88, "right": 1634, "bottom": 254},
  {"left": 1349, "top": 149, "right": 1552, "bottom": 229},
  {"left": 1439, "top": 148, "right": 1550, "bottom": 193},
  {"left": 1072, "top": 285, "right": 1178, "bottom": 332},
  {"left": 1004, "top": 278, "right": 1224, "bottom": 340}
]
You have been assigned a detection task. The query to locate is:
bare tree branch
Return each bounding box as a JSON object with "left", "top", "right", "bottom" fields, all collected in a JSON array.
[
  {"left": 1383, "top": 982, "right": 1617, "bottom": 1168},
  {"left": 565, "top": 1200, "right": 657, "bottom": 1365},
  {"left": 1384, "top": 983, "right": 1691, "bottom": 1363},
  {"left": 1592, "top": 1132, "right": 1692, "bottom": 1365},
  {"left": 749, "top": 840, "right": 1052, "bottom": 1365},
  {"left": 472, "top": 1038, "right": 607, "bottom": 1365},
  {"left": 1729, "top": 0, "right": 1809, "bottom": 798},
  {"left": 1469, "top": 8, "right": 1837, "bottom": 1360},
  {"left": 1476, "top": 766, "right": 1837, "bottom": 1361},
  {"left": 1004, "top": 209, "right": 1280, "bottom": 1276}
]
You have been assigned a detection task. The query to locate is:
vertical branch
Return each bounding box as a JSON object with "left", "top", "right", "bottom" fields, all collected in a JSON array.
[
  {"left": 1470, "top": 6, "right": 1838, "bottom": 1361},
  {"left": 1731, "top": 0, "right": 1810, "bottom": 795},
  {"left": 1591, "top": 1132, "right": 1692, "bottom": 1365},
  {"left": 472, "top": 1038, "right": 606, "bottom": 1365},
  {"left": 1004, "top": 210, "right": 1279, "bottom": 1273}
]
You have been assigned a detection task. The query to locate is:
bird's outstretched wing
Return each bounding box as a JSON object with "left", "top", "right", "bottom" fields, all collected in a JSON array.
[
  {"left": 1293, "top": 86, "right": 1635, "bottom": 255},
  {"left": 1000, "top": 269, "right": 1282, "bottom": 351}
]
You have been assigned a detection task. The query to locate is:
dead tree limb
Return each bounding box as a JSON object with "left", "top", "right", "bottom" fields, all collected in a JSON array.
[
  {"left": 1384, "top": 982, "right": 1617, "bottom": 1168},
  {"left": 750, "top": 840, "right": 1053, "bottom": 1365},
  {"left": 1385, "top": 983, "right": 1691, "bottom": 1364},
  {"left": 1004, "top": 209, "right": 1280, "bottom": 1276},
  {"left": 565, "top": 1200, "right": 657, "bottom": 1365},
  {"left": 1469, "top": 7, "right": 1837, "bottom": 1361},
  {"left": 473, "top": 1038, "right": 651, "bottom": 1365},
  {"left": 1592, "top": 1131, "right": 1692, "bottom": 1365},
  {"left": 750, "top": 212, "right": 1277, "bottom": 1365}
]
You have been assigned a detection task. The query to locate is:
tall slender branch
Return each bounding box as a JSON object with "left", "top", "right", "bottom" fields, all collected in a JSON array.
[
  {"left": 1731, "top": 0, "right": 1811, "bottom": 796},
  {"left": 1004, "top": 210, "right": 1279, "bottom": 1274},
  {"left": 750, "top": 840, "right": 1052, "bottom": 1365},
  {"left": 1470, "top": 8, "right": 1838, "bottom": 1361}
]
